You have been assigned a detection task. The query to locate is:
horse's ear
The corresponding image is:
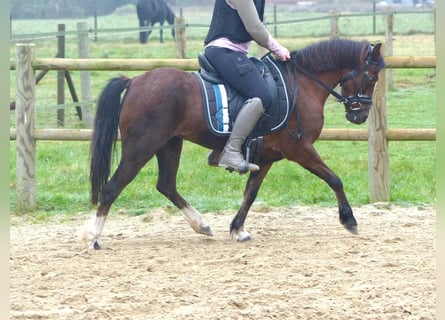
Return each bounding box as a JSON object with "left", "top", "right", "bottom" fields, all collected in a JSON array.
[{"left": 372, "top": 43, "right": 382, "bottom": 57}]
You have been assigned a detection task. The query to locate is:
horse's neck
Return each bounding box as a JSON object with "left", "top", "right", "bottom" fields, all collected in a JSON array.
[
  {"left": 167, "top": 12, "right": 175, "bottom": 24},
  {"left": 318, "top": 70, "right": 345, "bottom": 89},
  {"left": 291, "top": 70, "right": 338, "bottom": 109}
]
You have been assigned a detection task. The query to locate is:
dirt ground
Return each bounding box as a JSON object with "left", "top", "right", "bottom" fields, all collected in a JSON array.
[{"left": 10, "top": 203, "right": 436, "bottom": 319}]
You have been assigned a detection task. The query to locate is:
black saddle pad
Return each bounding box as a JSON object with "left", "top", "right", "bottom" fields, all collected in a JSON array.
[{"left": 194, "top": 55, "right": 293, "bottom": 138}]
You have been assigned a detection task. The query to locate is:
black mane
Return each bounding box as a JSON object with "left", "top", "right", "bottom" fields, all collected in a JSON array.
[{"left": 289, "top": 39, "right": 370, "bottom": 73}]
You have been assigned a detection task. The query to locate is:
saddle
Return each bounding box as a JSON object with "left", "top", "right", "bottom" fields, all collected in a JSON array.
[
  {"left": 194, "top": 53, "right": 292, "bottom": 138},
  {"left": 193, "top": 53, "right": 293, "bottom": 166}
]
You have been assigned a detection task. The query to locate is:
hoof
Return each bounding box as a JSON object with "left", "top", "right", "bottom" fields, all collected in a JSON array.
[
  {"left": 200, "top": 225, "right": 214, "bottom": 237},
  {"left": 233, "top": 230, "right": 251, "bottom": 242},
  {"left": 340, "top": 212, "right": 358, "bottom": 234},
  {"left": 89, "top": 239, "right": 102, "bottom": 250},
  {"left": 343, "top": 223, "right": 358, "bottom": 235}
]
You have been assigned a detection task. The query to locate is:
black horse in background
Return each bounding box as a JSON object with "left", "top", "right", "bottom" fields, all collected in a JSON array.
[{"left": 137, "top": 0, "right": 176, "bottom": 43}]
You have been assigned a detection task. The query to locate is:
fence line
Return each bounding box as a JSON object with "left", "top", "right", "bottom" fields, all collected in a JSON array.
[
  {"left": 9, "top": 128, "right": 437, "bottom": 142},
  {"left": 11, "top": 44, "right": 436, "bottom": 212},
  {"left": 10, "top": 9, "right": 435, "bottom": 43},
  {"left": 8, "top": 55, "right": 437, "bottom": 71}
]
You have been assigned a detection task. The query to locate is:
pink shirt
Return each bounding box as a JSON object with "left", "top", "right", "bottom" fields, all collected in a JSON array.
[{"left": 205, "top": 37, "right": 251, "bottom": 55}]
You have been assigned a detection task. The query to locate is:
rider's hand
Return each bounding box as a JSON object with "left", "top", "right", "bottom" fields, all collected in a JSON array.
[
  {"left": 274, "top": 45, "right": 291, "bottom": 61},
  {"left": 267, "top": 35, "right": 290, "bottom": 61}
]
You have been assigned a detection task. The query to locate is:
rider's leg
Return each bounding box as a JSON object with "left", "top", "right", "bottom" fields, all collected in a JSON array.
[
  {"left": 218, "top": 97, "right": 264, "bottom": 172},
  {"left": 204, "top": 47, "right": 271, "bottom": 172}
]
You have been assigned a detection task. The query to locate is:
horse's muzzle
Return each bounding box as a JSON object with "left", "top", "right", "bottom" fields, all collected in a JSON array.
[
  {"left": 343, "top": 96, "right": 372, "bottom": 124},
  {"left": 346, "top": 109, "right": 369, "bottom": 124}
]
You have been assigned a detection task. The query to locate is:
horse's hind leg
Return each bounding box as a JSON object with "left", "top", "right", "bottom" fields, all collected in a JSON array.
[
  {"left": 83, "top": 157, "right": 152, "bottom": 249},
  {"left": 85, "top": 124, "right": 168, "bottom": 249},
  {"left": 156, "top": 137, "right": 213, "bottom": 236}
]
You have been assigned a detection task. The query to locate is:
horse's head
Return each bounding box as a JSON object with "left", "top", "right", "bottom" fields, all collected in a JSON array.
[{"left": 339, "top": 43, "right": 385, "bottom": 124}]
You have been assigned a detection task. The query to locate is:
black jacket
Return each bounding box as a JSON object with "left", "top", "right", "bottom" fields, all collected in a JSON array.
[{"left": 204, "top": 0, "right": 265, "bottom": 45}]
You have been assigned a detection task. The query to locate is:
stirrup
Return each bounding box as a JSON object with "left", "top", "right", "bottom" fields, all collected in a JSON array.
[
  {"left": 218, "top": 162, "right": 259, "bottom": 174},
  {"left": 218, "top": 151, "right": 259, "bottom": 174}
]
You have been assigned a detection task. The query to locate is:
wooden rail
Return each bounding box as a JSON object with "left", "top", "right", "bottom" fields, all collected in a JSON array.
[
  {"left": 9, "top": 55, "right": 437, "bottom": 71},
  {"left": 8, "top": 128, "right": 437, "bottom": 142}
]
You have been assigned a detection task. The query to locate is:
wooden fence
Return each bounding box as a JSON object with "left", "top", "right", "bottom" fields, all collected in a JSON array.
[{"left": 10, "top": 44, "right": 436, "bottom": 212}]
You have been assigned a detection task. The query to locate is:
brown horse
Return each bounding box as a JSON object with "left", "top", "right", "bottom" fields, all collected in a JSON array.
[{"left": 83, "top": 39, "right": 385, "bottom": 249}]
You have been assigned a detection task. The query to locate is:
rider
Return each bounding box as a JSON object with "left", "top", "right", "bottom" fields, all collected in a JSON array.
[{"left": 204, "top": 0, "right": 290, "bottom": 173}]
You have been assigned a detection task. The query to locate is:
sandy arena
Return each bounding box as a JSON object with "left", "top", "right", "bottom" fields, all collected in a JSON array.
[{"left": 10, "top": 204, "right": 436, "bottom": 319}]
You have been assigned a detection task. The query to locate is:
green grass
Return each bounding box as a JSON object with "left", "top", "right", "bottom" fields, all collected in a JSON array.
[
  {"left": 9, "top": 139, "right": 436, "bottom": 216},
  {"left": 9, "top": 11, "right": 436, "bottom": 217}
]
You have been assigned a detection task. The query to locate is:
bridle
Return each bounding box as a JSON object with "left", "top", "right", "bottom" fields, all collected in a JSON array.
[
  {"left": 337, "top": 45, "right": 381, "bottom": 113},
  {"left": 291, "top": 44, "right": 380, "bottom": 115}
]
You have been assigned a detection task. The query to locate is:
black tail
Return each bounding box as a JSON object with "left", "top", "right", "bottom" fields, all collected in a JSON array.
[{"left": 90, "top": 76, "right": 131, "bottom": 205}]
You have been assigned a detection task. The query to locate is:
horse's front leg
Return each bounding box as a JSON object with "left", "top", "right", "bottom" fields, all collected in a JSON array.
[
  {"left": 333, "top": 183, "right": 358, "bottom": 234},
  {"left": 292, "top": 144, "right": 358, "bottom": 234},
  {"left": 230, "top": 163, "right": 272, "bottom": 242}
]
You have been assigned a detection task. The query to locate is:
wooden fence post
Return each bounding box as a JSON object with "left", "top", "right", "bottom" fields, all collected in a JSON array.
[
  {"left": 15, "top": 44, "right": 37, "bottom": 212},
  {"left": 94, "top": 12, "right": 98, "bottom": 42},
  {"left": 175, "top": 8, "right": 186, "bottom": 59},
  {"left": 77, "top": 21, "right": 94, "bottom": 128},
  {"left": 386, "top": 12, "right": 394, "bottom": 90},
  {"left": 368, "top": 44, "right": 390, "bottom": 202},
  {"left": 329, "top": 9, "right": 340, "bottom": 38},
  {"left": 433, "top": 8, "right": 436, "bottom": 53},
  {"left": 57, "top": 24, "right": 65, "bottom": 127}
]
